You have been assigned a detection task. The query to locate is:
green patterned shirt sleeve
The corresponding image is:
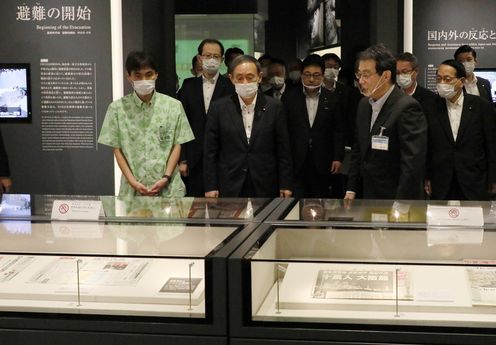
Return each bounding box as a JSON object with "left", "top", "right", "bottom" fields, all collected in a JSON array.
[
  {"left": 174, "top": 102, "right": 195, "bottom": 145},
  {"left": 98, "top": 101, "right": 121, "bottom": 148}
]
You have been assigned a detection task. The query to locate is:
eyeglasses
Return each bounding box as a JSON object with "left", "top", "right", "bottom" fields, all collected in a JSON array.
[
  {"left": 302, "top": 72, "right": 323, "bottom": 79},
  {"left": 436, "top": 75, "right": 458, "bottom": 83},
  {"left": 355, "top": 71, "right": 378, "bottom": 80},
  {"left": 201, "top": 54, "right": 222, "bottom": 60}
]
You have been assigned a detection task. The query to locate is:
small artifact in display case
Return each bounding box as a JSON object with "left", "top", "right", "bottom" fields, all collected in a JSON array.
[
  {"left": 312, "top": 268, "right": 413, "bottom": 300},
  {"left": 160, "top": 277, "right": 202, "bottom": 293}
]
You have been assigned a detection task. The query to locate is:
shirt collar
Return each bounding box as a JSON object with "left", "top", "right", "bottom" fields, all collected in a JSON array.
[
  {"left": 202, "top": 72, "right": 219, "bottom": 84},
  {"left": 369, "top": 84, "right": 395, "bottom": 110},
  {"left": 464, "top": 75, "right": 478, "bottom": 86},
  {"left": 446, "top": 90, "right": 464, "bottom": 108},
  {"left": 132, "top": 90, "right": 156, "bottom": 108},
  {"left": 238, "top": 93, "right": 258, "bottom": 111}
]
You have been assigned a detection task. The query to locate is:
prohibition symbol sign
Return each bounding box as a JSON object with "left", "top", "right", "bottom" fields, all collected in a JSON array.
[{"left": 59, "top": 203, "right": 70, "bottom": 214}]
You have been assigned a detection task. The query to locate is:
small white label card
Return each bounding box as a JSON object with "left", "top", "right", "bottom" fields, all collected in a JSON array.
[
  {"left": 371, "top": 135, "right": 389, "bottom": 151},
  {"left": 426, "top": 205, "right": 483, "bottom": 227},
  {"left": 51, "top": 200, "right": 103, "bottom": 221}
]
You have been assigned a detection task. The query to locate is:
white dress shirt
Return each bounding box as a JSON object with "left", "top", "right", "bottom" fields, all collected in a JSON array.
[
  {"left": 464, "top": 76, "right": 480, "bottom": 96},
  {"left": 446, "top": 92, "right": 464, "bottom": 141},
  {"left": 369, "top": 85, "right": 395, "bottom": 130},
  {"left": 303, "top": 86, "right": 321, "bottom": 127},
  {"left": 238, "top": 94, "right": 257, "bottom": 144},
  {"left": 202, "top": 72, "right": 219, "bottom": 113}
]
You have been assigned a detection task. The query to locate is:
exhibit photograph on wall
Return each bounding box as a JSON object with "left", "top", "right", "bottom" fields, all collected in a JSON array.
[
  {"left": 308, "top": 0, "right": 340, "bottom": 48},
  {"left": 0, "top": 63, "right": 31, "bottom": 122}
]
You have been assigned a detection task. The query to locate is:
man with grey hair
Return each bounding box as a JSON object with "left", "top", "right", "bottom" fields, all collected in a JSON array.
[
  {"left": 203, "top": 55, "right": 293, "bottom": 197},
  {"left": 345, "top": 45, "right": 427, "bottom": 200}
]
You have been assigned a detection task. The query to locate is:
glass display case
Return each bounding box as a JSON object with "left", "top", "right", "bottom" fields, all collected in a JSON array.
[
  {"left": 0, "top": 194, "right": 279, "bottom": 345},
  {"left": 229, "top": 198, "right": 496, "bottom": 345}
]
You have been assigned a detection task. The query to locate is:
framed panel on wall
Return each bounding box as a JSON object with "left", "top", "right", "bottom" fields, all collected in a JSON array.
[{"left": 0, "top": 63, "right": 31, "bottom": 123}]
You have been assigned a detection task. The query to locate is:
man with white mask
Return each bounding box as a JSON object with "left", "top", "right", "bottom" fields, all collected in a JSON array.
[
  {"left": 396, "top": 52, "right": 436, "bottom": 110},
  {"left": 424, "top": 59, "right": 496, "bottom": 200},
  {"left": 178, "top": 38, "right": 235, "bottom": 196},
  {"left": 282, "top": 54, "right": 345, "bottom": 198},
  {"left": 264, "top": 58, "right": 287, "bottom": 100},
  {"left": 345, "top": 44, "right": 427, "bottom": 200},
  {"left": 203, "top": 55, "right": 293, "bottom": 197},
  {"left": 454, "top": 45, "right": 493, "bottom": 104},
  {"left": 98, "top": 51, "right": 194, "bottom": 196}
]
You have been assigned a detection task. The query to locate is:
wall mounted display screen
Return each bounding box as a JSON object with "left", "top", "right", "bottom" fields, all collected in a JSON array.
[
  {"left": 0, "top": 63, "right": 31, "bottom": 122},
  {"left": 474, "top": 68, "right": 496, "bottom": 103}
]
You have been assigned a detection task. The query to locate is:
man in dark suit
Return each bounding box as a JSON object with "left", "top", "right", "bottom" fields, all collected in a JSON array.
[
  {"left": 454, "top": 45, "right": 493, "bottom": 104},
  {"left": 396, "top": 52, "right": 437, "bottom": 110},
  {"left": 178, "top": 38, "right": 235, "bottom": 196},
  {"left": 203, "top": 55, "right": 293, "bottom": 198},
  {"left": 282, "top": 54, "right": 344, "bottom": 198},
  {"left": 425, "top": 60, "right": 496, "bottom": 200},
  {"left": 345, "top": 45, "right": 427, "bottom": 200},
  {"left": 264, "top": 58, "right": 287, "bottom": 101},
  {"left": 0, "top": 127, "right": 12, "bottom": 193}
]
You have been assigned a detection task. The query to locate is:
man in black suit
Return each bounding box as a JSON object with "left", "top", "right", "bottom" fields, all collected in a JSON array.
[
  {"left": 345, "top": 45, "right": 427, "bottom": 200},
  {"left": 454, "top": 45, "right": 493, "bottom": 104},
  {"left": 0, "top": 127, "right": 12, "bottom": 193},
  {"left": 282, "top": 54, "right": 344, "bottom": 198},
  {"left": 203, "top": 55, "right": 293, "bottom": 198},
  {"left": 178, "top": 38, "right": 235, "bottom": 196},
  {"left": 264, "top": 58, "right": 288, "bottom": 101},
  {"left": 396, "top": 52, "right": 437, "bottom": 109},
  {"left": 424, "top": 60, "right": 496, "bottom": 200}
]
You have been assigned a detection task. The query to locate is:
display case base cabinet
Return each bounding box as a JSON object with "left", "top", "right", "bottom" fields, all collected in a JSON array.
[{"left": 0, "top": 330, "right": 227, "bottom": 345}]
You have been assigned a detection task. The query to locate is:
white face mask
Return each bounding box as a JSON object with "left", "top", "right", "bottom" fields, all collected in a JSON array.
[
  {"left": 202, "top": 58, "right": 221, "bottom": 73},
  {"left": 436, "top": 83, "right": 457, "bottom": 99},
  {"left": 360, "top": 74, "right": 386, "bottom": 98},
  {"left": 270, "top": 76, "right": 285, "bottom": 89},
  {"left": 396, "top": 73, "right": 413, "bottom": 89},
  {"left": 324, "top": 68, "right": 339, "bottom": 81},
  {"left": 302, "top": 82, "right": 322, "bottom": 91},
  {"left": 288, "top": 70, "right": 301, "bottom": 82},
  {"left": 133, "top": 79, "right": 155, "bottom": 96},
  {"left": 462, "top": 61, "right": 475, "bottom": 75},
  {"left": 235, "top": 82, "right": 259, "bottom": 99}
]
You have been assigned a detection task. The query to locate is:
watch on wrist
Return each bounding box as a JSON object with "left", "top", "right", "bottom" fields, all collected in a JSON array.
[{"left": 162, "top": 174, "right": 171, "bottom": 182}]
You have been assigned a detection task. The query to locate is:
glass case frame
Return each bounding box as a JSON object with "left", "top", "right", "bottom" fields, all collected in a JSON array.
[
  {"left": 0, "top": 194, "right": 282, "bottom": 345},
  {"left": 228, "top": 198, "right": 496, "bottom": 345}
]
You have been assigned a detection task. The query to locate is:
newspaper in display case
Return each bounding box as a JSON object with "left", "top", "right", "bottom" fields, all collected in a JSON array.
[
  {"left": 160, "top": 277, "right": 202, "bottom": 293},
  {"left": 29, "top": 257, "right": 149, "bottom": 286},
  {"left": 466, "top": 267, "right": 496, "bottom": 306},
  {"left": 0, "top": 255, "right": 35, "bottom": 283},
  {"left": 312, "top": 268, "right": 413, "bottom": 300}
]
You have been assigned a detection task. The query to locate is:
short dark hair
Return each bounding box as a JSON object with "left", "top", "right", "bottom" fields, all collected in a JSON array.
[
  {"left": 229, "top": 55, "right": 261, "bottom": 74},
  {"left": 396, "top": 52, "right": 418, "bottom": 69},
  {"left": 191, "top": 55, "right": 199, "bottom": 69},
  {"left": 197, "top": 38, "right": 225, "bottom": 57},
  {"left": 439, "top": 59, "right": 467, "bottom": 79},
  {"left": 454, "top": 44, "right": 477, "bottom": 60},
  {"left": 225, "top": 47, "right": 244, "bottom": 61},
  {"left": 357, "top": 44, "right": 396, "bottom": 81},
  {"left": 125, "top": 51, "right": 157, "bottom": 74},
  {"left": 322, "top": 53, "right": 342, "bottom": 67},
  {"left": 270, "top": 58, "right": 286, "bottom": 69},
  {"left": 301, "top": 54, "right": 325, "bottom": 73}
]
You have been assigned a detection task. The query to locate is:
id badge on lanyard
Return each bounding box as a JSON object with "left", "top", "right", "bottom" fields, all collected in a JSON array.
[{"left": 371, "top": 126, "right": 388, "bottom": 151}]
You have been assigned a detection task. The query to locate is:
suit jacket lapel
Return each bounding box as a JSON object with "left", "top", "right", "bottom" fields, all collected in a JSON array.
[
  {"left": 456, "top": 95, "right": 473, "bottom": 142},
  {"left": 312, "top": 89, "right": 329, "bottom": 129},
  {"left": 296, "top": 90, "right": 311, "bottom": 129},
  {"left": 229, "top": 94, "right": 249, "bottom": 146},
  {"left": 435, "top": 97, "right": 455, "bottom": 144},
  {"left": 249, "top": 92, "right": 267, "bottom": 146},
  {"left": 212, "top": 75, "right": 227, "bottom": 101}
]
